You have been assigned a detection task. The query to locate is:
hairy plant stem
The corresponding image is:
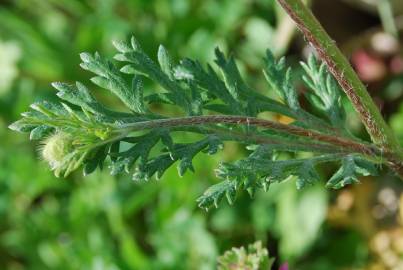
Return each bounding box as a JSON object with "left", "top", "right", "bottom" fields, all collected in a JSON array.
[
  {"left": 117, "top": 115, "right": 378, "bottom": 157},
  {"left": 275, "top": 0, "right": 397, "bottom": 148},
  {"left": 275, "top": 0, "right": 403, "bottom": 177},
  {"left": 182, "top": 126, "right": 353, "bottom": 154}
]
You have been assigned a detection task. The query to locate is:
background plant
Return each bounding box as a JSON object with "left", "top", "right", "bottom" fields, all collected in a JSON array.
[{"left": 217, "top": 241, "right": 275, "bottom": 270}]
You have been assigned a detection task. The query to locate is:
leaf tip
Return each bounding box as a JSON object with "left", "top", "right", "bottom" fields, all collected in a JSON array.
[{"left": 79, "top": 52, "right": 92, "bottom": 63}]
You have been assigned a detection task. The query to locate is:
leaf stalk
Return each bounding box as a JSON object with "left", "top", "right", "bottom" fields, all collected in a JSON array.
[{"left": 117, "top": 115, "right": 379, "bottom": 157}]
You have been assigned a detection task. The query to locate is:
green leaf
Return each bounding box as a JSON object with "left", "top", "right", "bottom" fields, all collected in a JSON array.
[
  {"left": 53, "top": 81, "right": 109, "bottom": 115},
  {"left": 263, "top": 50, "right": 300, "bottom": 111},
  {"left": 301, "top": 55, "right": 346, "bottom": 127},
  {"left": 130, "top": 75, "right": 146, "bottom": 114},
  {"left": 207, "top": 149, "right": 347, "bottom": 207},
  {"left": 83, "top": 146, "right": 108, "bottom": 176},
  {"left": 29, "top": 125, "right": 53, "bottom": 140},
  {"left": 295, "top": 160, "right": 321, "bottom": 190},
  {"left": 9, "top": 36, "right": 382, "bottom": 209},
  {"left": 110, "top": 132, "right": 161, "bottom": 176},
  {"left": 113, "top": 40, "right": 191, "bottom": 113},
  {"left": 214, "top": 48, "right": 245, "bottom": 100},
  {"left": 326, "top": 155, "right": 378, "bottom": 189},
  {"left": 157, "top": 45, "right": 174, "bottom": 79},
  {"left": 133, "top": 136, "right": 223, "bottom": 181},
  {"left": 8, "top": 119, "right": 37, "bottom": 133},
  {"left": 197, "top": 180, "right": 238, "bottom": 210},
  {"left": 80, "top": 52, "right": 144, "bottom": 113}
]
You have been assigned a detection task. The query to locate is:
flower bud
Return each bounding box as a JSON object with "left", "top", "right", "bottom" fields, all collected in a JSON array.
[{"left": 41, "top": 132, "right": 74, "bottom": 172}]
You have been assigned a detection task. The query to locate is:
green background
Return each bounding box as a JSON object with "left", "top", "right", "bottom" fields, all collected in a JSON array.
[{"left": 0, "top": 0, "right": 402, "bottom": 269}]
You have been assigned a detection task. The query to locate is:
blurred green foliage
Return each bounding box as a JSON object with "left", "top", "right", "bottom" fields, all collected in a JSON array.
[{"left": 1, "top": 0, "right": 400, "bottom": 269}]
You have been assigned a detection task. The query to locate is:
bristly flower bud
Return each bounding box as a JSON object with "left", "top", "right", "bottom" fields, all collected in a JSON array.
[
  {"left": 41, "top": 132, "right": 86, "bottom": 177},
  {"left": 42, "top": 132, "right": 73, "bottom": 169}
]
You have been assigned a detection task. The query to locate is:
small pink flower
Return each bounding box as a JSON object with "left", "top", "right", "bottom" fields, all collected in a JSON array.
[
  {"left": 279, "top": 263, "right": 289, "bottom": 270},
  {"left": 351, "top": 50, "right": 386, "bottom": 82}
]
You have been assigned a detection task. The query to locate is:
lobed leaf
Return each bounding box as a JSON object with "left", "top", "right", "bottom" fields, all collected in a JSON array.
[{"left": 9, "top": 36, "right": 381, "bottom": 210}]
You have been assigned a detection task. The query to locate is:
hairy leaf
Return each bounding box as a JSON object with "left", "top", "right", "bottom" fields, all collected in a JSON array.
[{"left": 9, "top": 36, "right": 380, "bottom": 209}]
